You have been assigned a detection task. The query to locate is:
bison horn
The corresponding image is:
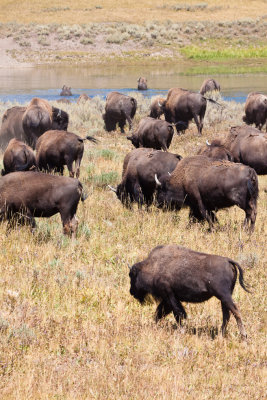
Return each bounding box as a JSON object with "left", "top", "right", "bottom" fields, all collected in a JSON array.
[
  {"left": 57, "top": 109, "right": 62, "bottom": 118},
  {"left": 158, "top": 101, "right": 162, "bottom": 107},
  {"left": 108, "top": 185, "right": 117, "bottom": 193},
  {"left": 206, "top": 140, "right": 211, "bottom": 146},
  {"left": 155, "top": 174, "right": 162, "bottom": 186},
  {"left": 168, "top": 172, "right": 171, "bottom": 176}
]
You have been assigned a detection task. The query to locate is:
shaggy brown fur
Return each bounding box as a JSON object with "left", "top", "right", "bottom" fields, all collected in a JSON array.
[{"left": 2, "top": 138, "right": 36, "bottom": 175}]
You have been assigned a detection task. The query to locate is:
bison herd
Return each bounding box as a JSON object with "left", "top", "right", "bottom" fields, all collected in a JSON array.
[{"left": 0, "top": 79, "right": 266, "bottom": 339}]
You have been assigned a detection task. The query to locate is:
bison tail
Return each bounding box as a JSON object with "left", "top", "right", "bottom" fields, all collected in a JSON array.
[
  {"left": 229, "top": 260, "right": 251, "bottom": 293},
  {"left": 205, "top": 97, "right": 223, "bottom": 107},
  {"left": 85, "top": 135, "right": 98, "bottom": 144},
  {"left": 78, "top": 181, "right": 88, "bottom": 202},
  {"left": 247, "top": 170, "right": 259, "bottom": 200}
]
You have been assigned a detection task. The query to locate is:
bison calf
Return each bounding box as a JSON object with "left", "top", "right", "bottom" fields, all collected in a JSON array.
[
  {"left": 1, "top": 138, "right": 37, "bottom": 175},
  {"left": 129, "top": 245, "right": 249, "bottom": 339},
  {"left": 0, "top": 171, "right": 85, "bottom": 236},
  {"left": 127, "top": 117, "right": 174, "bottom": 151}
]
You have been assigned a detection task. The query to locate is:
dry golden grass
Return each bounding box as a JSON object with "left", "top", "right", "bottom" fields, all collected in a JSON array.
[
  {"left": 0, "top": 100, "right": 266, "bottom": 399},
  {"left": 0, "top": 0, "right": 266, "bottom": 24}
]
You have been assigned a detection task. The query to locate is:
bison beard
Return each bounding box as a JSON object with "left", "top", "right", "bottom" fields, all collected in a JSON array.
[{"left": 129, "top": 245, "right": 249, "bottom": 339}]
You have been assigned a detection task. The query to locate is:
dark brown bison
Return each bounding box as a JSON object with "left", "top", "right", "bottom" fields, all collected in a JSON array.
[
  {"left": 60, "top": 85, "right": 72, "bottom": 96},
  {"left": 129, "top": 245, "right": 249, "bottom": 339},
  {"left": 200, "top": 78, "right": 221, "bottom": 95},
  {"left": 137, "top": 77, "right": 148, "bottom": 90},
  {"left": 36, "top": 130, "right": 97, "bottom": 178},
  {"left": 77, "top": 94, "right": 90, "bottom": 104},
  {"left": 127, "top": 117, "right": 174, "bottom": 151},
  {"left": 103, "top": 92, "right": 137, "bottom": 133},
  {"left": 197, "top": 139, "right": 233, "bottom": 161},
  {"left": 0, "top": 99, "right": 69, "bottom": 150},
  {"left": 0, "top": 171, "right": 85, "bottom": 235},
  {"left": 243, "top": 92, "right": 267, "bottom": 131},
  {"left": 149, "top": 97, "right": 165, "bottom": 119},
  {"left": 155, "top": 155, "right": 258, "bottom": 232},
  {"left": 1, "top": 138, "right": 37, "bottom": 175},
  {"left": 218, "top": 126, "right": 267, "bottom": 175},
  {"left": 109, "top": 148, "right": 182, "bottom": 208},
  {"left": 161, "top": 88, "right": 218, "bottom": 135}
]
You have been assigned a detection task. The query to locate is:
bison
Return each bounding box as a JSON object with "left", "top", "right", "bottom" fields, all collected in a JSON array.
[
  {"left": 161, "top": 88, "right": 218, "bottom": 135},
  {"left": 109, "top": 148, "right": 182, "bottom": 208},
  {"left": 149, "top": 97, "right": 165, "bottom": 119},
  {"left": 0, "top": 171, "right": 85, "bottom": 236},
  {"left": 77, "top": 94, "right": 90, "bottom": 104},
  {"left": 155, "top": 155, "right": 258, "bottom": 232},
  {"left": 217, "top": 126, "right": 267, "bottom": 175},
  {"left": 1, "top": 138, "right": 37, "bottom": 175},
  {"left": 197, "top": 139, "right": 233, "bottom": 161},
  {"left": 137, "top": 77, "right": 148, "bottom": 90},
  {"left": 103, "top": 92, "right": 137, "bottom": 133},
  {"left": 200, "top": 78, "right": 221, "bottom": 95},
  {"left": 60, "top": 85, "right": 72, "bottom": 96},
  {"left": 129, "top": 244, "right": 249, "bottom": 339},
  {"left": 36, "top": 130, "right": 97, "bottom": 178},
  {"left": 243, "top": 92, "right": 267, "bottom": 131},
  {"left": 0, "top": 98, "right": 69, "bottom": 150},
  {"left": 127, "top": 117, "right": 174, "bottom": 151}
]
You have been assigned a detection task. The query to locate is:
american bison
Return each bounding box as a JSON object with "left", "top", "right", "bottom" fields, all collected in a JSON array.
[
  {"left": 129, "top": 244, "right": 249, "bottom": 339},
  {"left": 137, "top": 77, "right": 148, "bottom": 90},
  {"left": 161, "top": 88, "right": 218, "bottom": 135},
  {"left": 109, "top": 148, "right": 182, "bottom": 208},
  {"left": 149, "top": 97, "right": 165, "bottom": 119},
  {"left": 0, "top": 98, "right": 69, "bottom": 150},
  {"left": 0, "top": 171, "right": 85, "bottom": 235},
  {"left": 1, "top": 138, "right": 37, "bottom": 175},
  {"left": 77, "top": 94, "right": 90, "bottom": 104},
  {"left": 103, "top": 92, "right": 137, "bottom": 133},
  {"left": 60, "top": 85, "right": 72, "bottom": 96},
  {"left": 36, "top": 130, "right": 97, "bottom": 178},
  {"left": 197, "top": 139, "right": 233, "bottom": 161},
  {"left": 155, "top": 155, "right": 258, "bottom": 232},
  {"left": 127, "top": 117, "right": 174, "bottom": 151},
  {"left": 243, "top": 92, "right": 267, "bottom": 131},
  {"left": 200, "top": 78, "right": 221, "bottom": 95}
]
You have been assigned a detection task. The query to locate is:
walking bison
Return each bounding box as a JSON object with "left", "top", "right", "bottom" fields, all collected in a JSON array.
[
  {"left": 200, "top": 78, "right": 221, "bottom": 95},
  {"left": 243, "top": 92, "right": 267, "bottom": 131},
  {"left": 103, "top": 92, "right": 137, "bottom": 133}
]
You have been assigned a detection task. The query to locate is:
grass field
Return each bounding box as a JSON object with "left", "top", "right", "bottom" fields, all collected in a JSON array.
[{"left": 0, "top": 97, "right": 266, "bottom": 399}]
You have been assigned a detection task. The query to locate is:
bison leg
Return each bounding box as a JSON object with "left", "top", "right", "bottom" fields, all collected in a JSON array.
[
  {"left": 75, "top": 157, "right": 82, "bottom": 179},
  {"left": 119, "top": 119, "right": 126, "bottom": 133},
  {"left": 155, "top": 301, "right": 172, "bottom": 322},
  {"left": 167, "top": 293, "right": 187, "bottom": 325},
  {"left": 221, "top": 303, "right": 231, "bottom": 337},
  {"left": 192, "top": 112, "right": 202, "bottom": 135},
  {"left": 65, "top": 158, "right": 75, "bottom": 178},
  {"left": 221, "top": 298, "right": 247, "bottom": 340}
]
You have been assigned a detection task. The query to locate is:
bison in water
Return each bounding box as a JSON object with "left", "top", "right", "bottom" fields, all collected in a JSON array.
[
  {"left": 1, "top": 138, "right": 37, "bottom": 175},
  {"left": 149, "top": 97, "right": 165, "bottom": 119},
  {"left": 0, "top": 98, "right": 69, "bottom": 150},
  {"left": 0, "top": 171, "right": 85, "bottom": 235},
  {"left": 103, "top": 92, "right": 137, "bottom": 133},
  {"left": 200, "top": 78, "right": 221, "bottom": 95},
  {"left": 197, "top": 140, "right": 233, "bottom": 161},
  {"left": 127, "top": 117, "right": 174, "bottom": 151},
  {"left": 60, "top": 85, "right": 72, "bottom": 96},
  {"left": 109, "top": 148, "right": 182, "bottom": 208},
  {"left": 129, "top": 245, "right": 249, "bottom": 339},
  {"left": 36, "top": 130, "right": 97, "bottom": 178},
  {"left": 161, "top": 88, "right": 218, "bottom": 135},
  {"left": 137, "top": 77, "right": 148, "bottom": 90},
  {"left": 243, "top": 92, "right": 267, "bottom": 131},
  {"left": 155, "top": 155, "right": 258, "bottom": 232}
]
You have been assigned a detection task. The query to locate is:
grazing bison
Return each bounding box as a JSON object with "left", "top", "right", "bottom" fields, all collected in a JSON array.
[
  {"left": 155, "top": 155, "right": 258, "bottom": 232},
  {"left": 149, "top": 97, "right": 165, "bottom": 119},
  {"left": 0, "top": 171, "right": 85, "bottom": 235},
  {"left": 0, "top": 99, "right": 69, "bottom": 150},
  {"left": 1, "top": 139, "right": 37, "bottom": 175},
  {"left": 60, "top": 85, "right": 72, "bottom": 96},
  {"left": 127, "top": 117, "right": 174, "bottom": 151},
  {"left": 197, "top": 139, "right": 233, "bottom": 161},
  {"left": 218, "top": 126, "right": 267, "bottom": 175},
  {"left": 109, "top": 148, "right": 182, "bottom": 208},
  {"left": 77, "top": 94, "right": 90, "bottom": 104},
  {"left": 200, "top": 78, "right": 221, "bottom": 95},
  {"left": 36, "top": 130, "right": 97, "bottom": 178},
  {"left": 137, "top": 77, "right": 148, "bottom": 90},
  {"left": 129, "top": 245, "right": 249, "bottom": 339},
  {"left": 161, "top": 88, "right": 218, "bottom": 135},
  {"left": 103, "top": 92, "right": 137, "bottom": 133},
  {"left": 243, "top": 92, "right": 267, "bottom": 131}
]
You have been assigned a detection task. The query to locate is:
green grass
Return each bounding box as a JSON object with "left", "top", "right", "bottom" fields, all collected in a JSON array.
[{"left": 181, "top": 45, "right": 267, "bottom": 60}]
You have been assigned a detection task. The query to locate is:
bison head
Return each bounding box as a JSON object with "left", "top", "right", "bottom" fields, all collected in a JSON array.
[
  {"left": 129, "top": 263, "right": 147, "bottom": 303},
  {"left": 155, "top": 174, "right": 186, "bottom": 211},
  {"left": 127, "top": 135, "right": 139, "bottom": 148},
  {"left": 52, "top": 108, "right": 69, "bottom": 131}
]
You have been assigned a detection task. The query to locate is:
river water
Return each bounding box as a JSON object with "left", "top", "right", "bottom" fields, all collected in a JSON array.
[{"left": 0, "top": 65, "right": 266, "bottom": 104}]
